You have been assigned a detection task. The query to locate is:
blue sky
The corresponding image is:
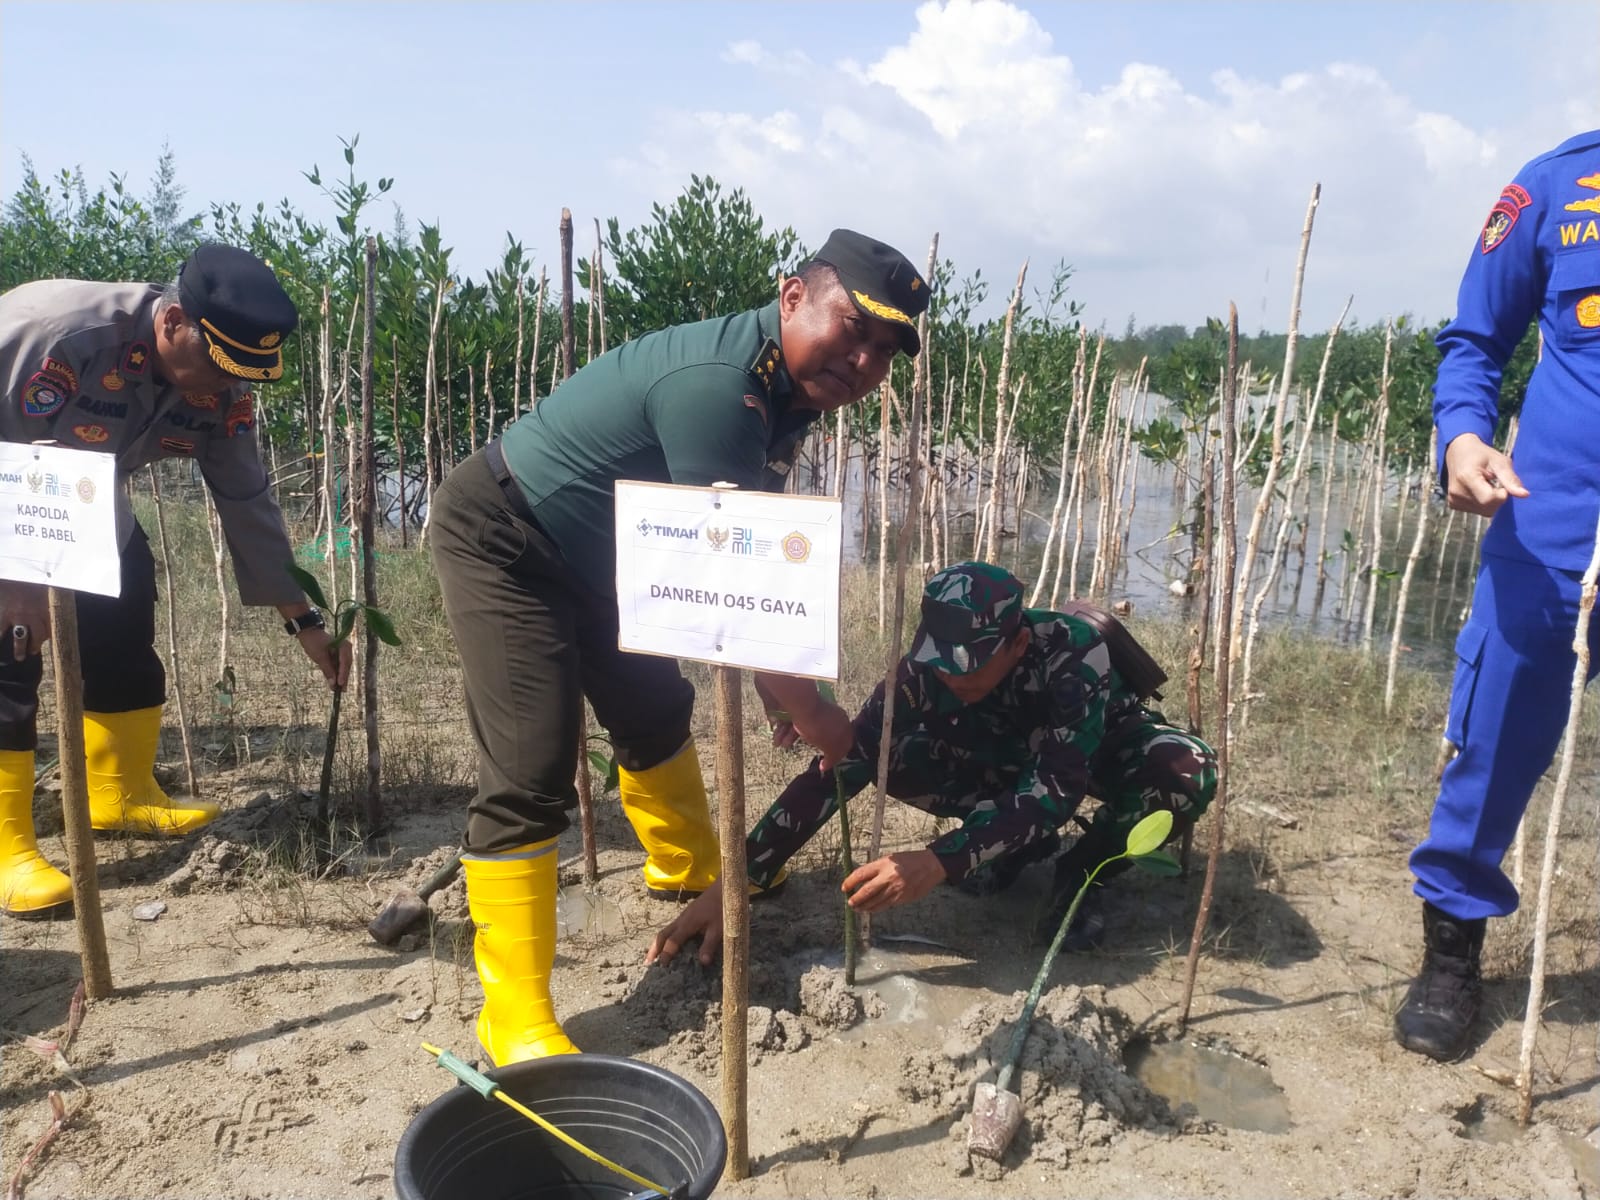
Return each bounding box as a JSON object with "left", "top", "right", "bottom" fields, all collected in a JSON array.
[{"left": 3, "top": 1, "right": 1598, "bottom": 332}]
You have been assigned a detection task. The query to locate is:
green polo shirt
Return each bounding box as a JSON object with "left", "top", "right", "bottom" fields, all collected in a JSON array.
[{"left": 498, "top": 300, "right": 816, "bottom": 597}]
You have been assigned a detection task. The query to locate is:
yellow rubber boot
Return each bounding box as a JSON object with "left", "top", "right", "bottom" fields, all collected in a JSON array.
[
  {"left": 0, "top": 749, "right": 72, "bottom": 915},
  {"left": 618, "top": 740, "right": 721, "bottom": 898},
  {"left": 617, "top": 738, "right": 786, "bottom": 900},
  {"left": 463, "top": 839, "right": 579, "bottom": 1064},
  {"left": 85, "top": 707, "right": 219, "bottom": 836}
]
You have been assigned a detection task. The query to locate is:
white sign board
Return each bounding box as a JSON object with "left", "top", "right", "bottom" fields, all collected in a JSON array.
[
  {"left": 0, "top": 444, "right": 120, "bottom": 597},
  {"left": 615, "top": 480, "right": 841, "bottom": 679}
]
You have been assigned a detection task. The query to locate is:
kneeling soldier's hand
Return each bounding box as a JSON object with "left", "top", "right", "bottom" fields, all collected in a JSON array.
[{"left": 842, "top": 850, "right": 948, "bottom": 913}]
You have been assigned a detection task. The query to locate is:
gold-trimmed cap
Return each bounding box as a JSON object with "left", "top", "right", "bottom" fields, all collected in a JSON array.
[
  {"left": 810, "top": 229, "right": 930, "bottom": 357},
  {"left": 178, "top": 244, "right": 298, "bottom": 381}
]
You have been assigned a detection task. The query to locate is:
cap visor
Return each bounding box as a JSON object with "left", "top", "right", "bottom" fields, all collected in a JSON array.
[
  {"left": 844, "top": 289, "right": 921, "bottom": 358},
  {"left": 203, "top": 333, "right": 284, "bottom": 382}
]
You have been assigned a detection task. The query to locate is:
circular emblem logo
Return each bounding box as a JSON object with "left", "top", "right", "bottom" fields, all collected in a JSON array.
[
  {"left": 100, "top": 371, "right": 124, "bottom": 391},
  {"left": 76, "top": 477, "right": 95, "bottom": 504},
  {"left": 1577, "top": 294, "right": 1600, "bottom": 330},
  {"left": 782, "top": 532, "right": 811, "bottom": 564}
]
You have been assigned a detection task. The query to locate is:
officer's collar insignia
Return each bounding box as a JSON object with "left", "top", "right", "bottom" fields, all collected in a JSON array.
[
  {"left": 122, "top": 342, "right": 150, "bottom": 376},
  {"left": 750, "top": 338, "right": 782, "bottom": 392},
  {"left": 1481, "top": 183, "right": 1532, "bottom": 254},
  {"left": 1564, "top": 173, "right": 1600, "bottom": 215}
]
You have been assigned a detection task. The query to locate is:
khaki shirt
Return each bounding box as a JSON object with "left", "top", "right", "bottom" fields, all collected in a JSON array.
[{"left": 0, "top": 279, "right": 303, "bottom": 606}]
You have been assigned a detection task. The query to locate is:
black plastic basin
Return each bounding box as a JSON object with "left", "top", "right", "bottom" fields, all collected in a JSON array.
[{"left": 395, "top": 1054, "right": 726, "bottom": 1200}]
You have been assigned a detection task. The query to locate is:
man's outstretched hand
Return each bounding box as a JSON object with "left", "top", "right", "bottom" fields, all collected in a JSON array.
[
  {"left": 1444, "top": 432, "right": 1528, "bottom": 518},
  {"left": 647, "top": 882, "right": 725, "bottom": 967}
]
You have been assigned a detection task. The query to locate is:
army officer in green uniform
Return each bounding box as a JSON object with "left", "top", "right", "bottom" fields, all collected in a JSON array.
[
  {"left": 0, "top": 245, "right": 351, "bottom": 916},
  {"left": 429, "top": 229, "right": 929, "bottom": 1064}
]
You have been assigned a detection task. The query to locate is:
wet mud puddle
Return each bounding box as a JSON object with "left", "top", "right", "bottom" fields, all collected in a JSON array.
[
  {"left": 1124, "top": 1039, "right": 1293, "bottom": 1133},
  {"left": 556, "top": 887, "right": 625, "bottom": 939},
  {"left": 818, "top": 944, "right": 980, "bottom": 1036},
  {"left": 1459, "top": 1102, "right": 1600, "bottom": 1191}
]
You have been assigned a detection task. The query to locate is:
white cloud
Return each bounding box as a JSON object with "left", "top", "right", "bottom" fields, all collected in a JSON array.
[{"left": 610, "top": 0, "right": 1597, "bottom": 330}]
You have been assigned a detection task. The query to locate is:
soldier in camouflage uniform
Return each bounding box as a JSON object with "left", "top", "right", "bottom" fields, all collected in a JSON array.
[{"left": 649, "top": 562, "right": 1216, "bottom": 966}]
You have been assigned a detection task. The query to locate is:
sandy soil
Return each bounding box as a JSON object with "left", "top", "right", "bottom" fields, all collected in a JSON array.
[{"left": 6, "top": 719, "right": 1600, "bottom": 1200}]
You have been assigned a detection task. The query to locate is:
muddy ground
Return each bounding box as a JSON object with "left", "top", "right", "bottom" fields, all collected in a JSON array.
[{"left": 6, "top": 641, "right": 1600, "bottom": 1200}]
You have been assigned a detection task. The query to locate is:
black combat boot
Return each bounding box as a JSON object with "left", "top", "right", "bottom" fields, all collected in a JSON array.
[
  {"left": 1031, "top": 824, "right": 1127, "bottom": 949},
  {"left": 1393, "top": 901, "right": 1486, "bottom": 1062}
]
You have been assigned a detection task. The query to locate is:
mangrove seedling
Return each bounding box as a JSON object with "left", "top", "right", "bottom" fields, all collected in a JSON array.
[
  {"left": 968, "top": 809, "right": 1178, "bottom": 1161},
  {"left": 286, "top": 562, "right": 402, "bottom": 833}
]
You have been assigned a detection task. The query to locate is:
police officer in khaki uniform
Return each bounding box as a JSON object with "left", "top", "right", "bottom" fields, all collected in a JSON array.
[
  {"left": 429, "top": 229, "right": 928, "bottom": 1064},
  {"left": 0, "top": 245, "right": 351, "bottom": 916}
]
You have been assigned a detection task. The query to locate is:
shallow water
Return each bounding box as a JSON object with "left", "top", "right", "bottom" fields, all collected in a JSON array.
[
  {"left": 1124, "top": 1039, "right": 1293, "bottom": 1133},
  {"left": 556, "top": 886, "right": 625, "bottom": 939}
]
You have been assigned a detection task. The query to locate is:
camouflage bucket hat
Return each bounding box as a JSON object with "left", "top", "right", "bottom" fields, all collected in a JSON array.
[{"left": 908, "top": 562, "right": 1025, "bottom": 676}]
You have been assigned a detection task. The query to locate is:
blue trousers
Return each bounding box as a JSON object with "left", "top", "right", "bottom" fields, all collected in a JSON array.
[{"left": 1411, "top": 552, "right": 1600, "bottom": 919}]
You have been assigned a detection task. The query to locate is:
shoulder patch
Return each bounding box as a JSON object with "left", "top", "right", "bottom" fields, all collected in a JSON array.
[
  {"left": 749, "top": 338, "right": 782, "bottom": 392},
  {"left": 224, "top": 391, "right": 255, "bottom": 437},
  {"left": 1482, "top": 183, "right": 1532, "bottom": 253},
  {"left": 41, "top": 357, "right": 78, "bottom": 395},
  {"left": 1565, "top": 172, "right": 1600, "bottom": 215},
  {"left": 21, "top": 372, "right": 69, "bottom": 417}
]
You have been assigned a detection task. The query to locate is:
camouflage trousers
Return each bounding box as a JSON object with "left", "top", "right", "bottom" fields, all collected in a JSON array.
[{"left": 746, "top": 695, "right": 1216, "bottom": 890}]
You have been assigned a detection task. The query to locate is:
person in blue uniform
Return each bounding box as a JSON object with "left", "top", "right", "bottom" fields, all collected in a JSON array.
[{"left": 1397, "top": 129, "right": 1600, "bottom": 1061}]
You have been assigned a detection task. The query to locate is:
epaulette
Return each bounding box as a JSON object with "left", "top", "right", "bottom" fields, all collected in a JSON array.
[{"left": 749, "top": 338, "right": 782, "bottom": 393}]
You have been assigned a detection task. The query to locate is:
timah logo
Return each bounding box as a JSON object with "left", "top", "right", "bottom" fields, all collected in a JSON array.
[{"left": 638, "top": 520, "right": 698, "bottom": 541}]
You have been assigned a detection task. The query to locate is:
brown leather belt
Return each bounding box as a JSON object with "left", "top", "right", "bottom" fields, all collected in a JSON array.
[{"left": 483, "top": 439, "right": 540, "bottom": 528}]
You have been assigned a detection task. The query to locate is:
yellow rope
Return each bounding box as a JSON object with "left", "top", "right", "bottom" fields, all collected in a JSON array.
[{"left": 419, "top": 1043, "right": 672, "bottom": 1196}]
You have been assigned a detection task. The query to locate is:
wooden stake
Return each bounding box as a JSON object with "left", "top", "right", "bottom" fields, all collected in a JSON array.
[
  {"left": 1516, "top": 504, "right": 1600, "bottom": 1124},
  {"left": 713, "top": 664, "right": 749, "bottom": 1181},
  {"left": 559, "top": 209, "right": 577, "bottom": 383},
  {"left": 49, "top": 589, "right": 112, "bottom": 998},
  {"left": 1360, "top": 323, "right": 1394, "bottom": 655},
  {"left": 146, "top": 467, "right": 198, "bottom": 799},
  {"left": 358, "top": 238, "right": 384, "bottom": 832},
  {"left": 867, "top": 234, "right": 938, "bottom": 944},
  {"left": 1232, "top": 184, "right": 1320, "bottom": 659},
  {"left": 1384, "top": 430, "right": 1435, "bottom": 715},
  {"left": 1179, "top": 303, "right": 1239, "bottom": 1033}
]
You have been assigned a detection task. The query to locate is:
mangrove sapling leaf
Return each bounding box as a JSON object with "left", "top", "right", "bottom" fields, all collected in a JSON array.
[
  {"left": 363, "top": 607, "right": 401, "bottom": 646},
  {"left": 1123, "top": 809, "right": 1174, "bottom": 858},
  {"left": 287, "top": 562, "right": 330, "bottom": 609},
  {"left": 1134, "top": 849, "right": 1184, "bottom": 877}
]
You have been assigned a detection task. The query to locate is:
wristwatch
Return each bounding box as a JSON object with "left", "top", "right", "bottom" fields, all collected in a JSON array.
[{"left": 283, "top": 608, "right": 326, "bottom": 636}]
